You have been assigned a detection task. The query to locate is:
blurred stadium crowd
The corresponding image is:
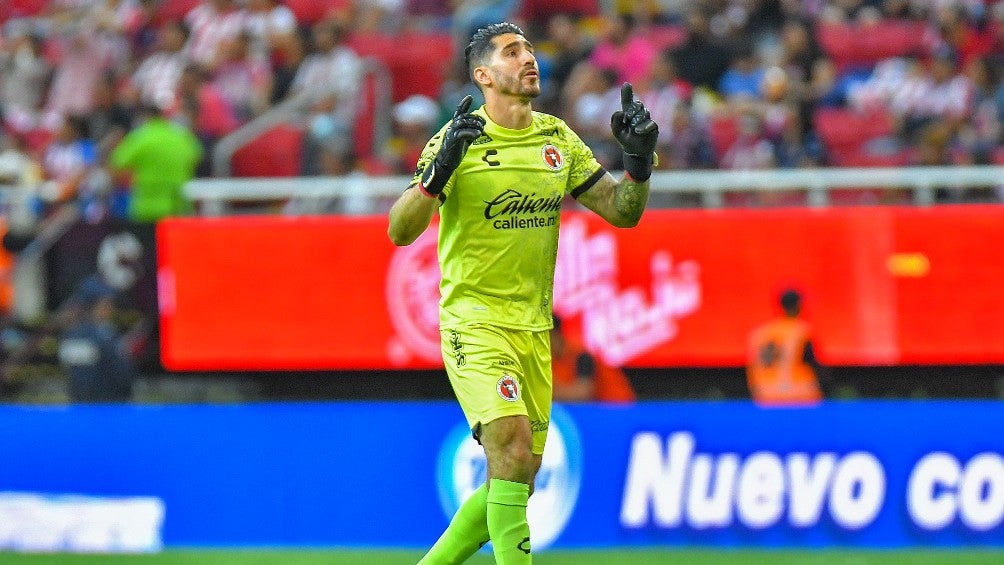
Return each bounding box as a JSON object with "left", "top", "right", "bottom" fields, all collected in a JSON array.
[
  {"left": 0, "top": 0, "right": 1003, "bottom": 402},
  {"left": 1, "top": 0, "right": 1003, "bottom": 215}
]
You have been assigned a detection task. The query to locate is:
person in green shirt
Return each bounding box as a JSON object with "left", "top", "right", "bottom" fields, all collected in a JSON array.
[
  {"left": 388, "top": 21, "right": 658, "bottom": 565},
  {"left": 109, "top": 102, "right": 202, "bottom": 374},
  {"left": 109, "top": 103, "right": 202, "bottom": 224}
]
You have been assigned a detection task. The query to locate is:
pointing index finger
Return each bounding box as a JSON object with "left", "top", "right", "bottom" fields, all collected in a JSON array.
[
  {"left": 620, "top": 83, "right": 635, "bottom": 113},
  {"left": 454, "top": 95, "right": 473, "bottom": 119}
]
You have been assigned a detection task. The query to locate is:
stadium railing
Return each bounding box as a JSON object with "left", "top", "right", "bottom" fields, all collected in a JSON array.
[{"left": 184, "top": 165, "right": 1004, "bottom": 216}]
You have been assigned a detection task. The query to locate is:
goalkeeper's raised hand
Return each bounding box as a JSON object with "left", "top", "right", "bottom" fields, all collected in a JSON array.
[
  {"left": 610, "top": 83, "right": 659, "bottom": 182},
  {"left": 419, "top": 95, "right": 486, "bottom": 197}
]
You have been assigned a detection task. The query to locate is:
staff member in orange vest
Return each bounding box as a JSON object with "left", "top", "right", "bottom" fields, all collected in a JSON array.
[
  {"left": 551, "top": 314, "right": 636, "bottom": 403},
  {"left": 746, "top": 289, "right": 827, "bottom": 406}
]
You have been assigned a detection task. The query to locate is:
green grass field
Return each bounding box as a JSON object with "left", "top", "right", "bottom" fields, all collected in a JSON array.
[{"left": 1, "top": 549, "right": 1003, "bottom": 564}]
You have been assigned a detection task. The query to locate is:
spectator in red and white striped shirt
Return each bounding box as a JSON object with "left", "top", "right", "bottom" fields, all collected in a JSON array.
[
  {"left": 184, "top": 0, "right": 248, "bottom": 68},
  {"left": 127, "top": 19, "right": 190, "bottom": 111}
]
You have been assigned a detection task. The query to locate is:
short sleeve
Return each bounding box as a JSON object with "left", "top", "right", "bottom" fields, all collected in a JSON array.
[{"left": 560, "top": 120, "right": 604, "bottom": 196}]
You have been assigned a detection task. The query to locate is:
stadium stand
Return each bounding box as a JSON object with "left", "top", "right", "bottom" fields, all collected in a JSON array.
[{"left": 0, "top": 1, "right": 1002, "bottom": 403}]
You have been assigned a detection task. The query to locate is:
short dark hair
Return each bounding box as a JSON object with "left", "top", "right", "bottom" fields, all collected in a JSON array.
[
  {"left": 464, "top": 22, "right": 526, "bottom": 80},
  {"left": 780, "top": 289, "right": 802, "bottom": 314}
]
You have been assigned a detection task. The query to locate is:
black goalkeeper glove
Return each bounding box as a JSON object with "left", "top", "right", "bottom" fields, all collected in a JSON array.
[
  {"left": 419, "top": 95, "right": 485, "bottom": 197},
  {"left": 610, "top": 83, "right": 659, "bottom": 182}
]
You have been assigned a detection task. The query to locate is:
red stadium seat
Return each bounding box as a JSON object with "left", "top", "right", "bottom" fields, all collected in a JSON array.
[
  {"left": 353, "top": 58, "right": 393, "bottom": 162},
  {"left": 1, "top": 0, "right": 47, "bottom": 22},
  {"left": 151, "top": 0, "right": 200, "bottom": 25},
  {"left": 230, "top": 124, "right": 304, "bottom": 177},
  {"left": 707, "top": 114, "right": 740, "bottom": 162},
  {"left": 23, "top": 128, "right": 54, "bottom": 157},
  {"left": 348, "top": 32, "right": 454, "bottom": 103},
  {"left": 814, "top": 107, "right": 896, "bottom": 165},
  {"left": 284, "top": 0, "right": 352, "bottom": 26},
  {"left": 840, "top": 150, "right": 911, "bottom": 168},
  {"left": 816, "top": 20, "right": 926, "bottom": 71},
  {"left": 993, "top": 147, "right": 1004, "bottom": 165}
]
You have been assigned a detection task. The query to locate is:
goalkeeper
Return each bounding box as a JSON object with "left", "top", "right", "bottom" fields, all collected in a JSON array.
[{"left": 388, "top": 21, "right": 658, "bottom": 565}]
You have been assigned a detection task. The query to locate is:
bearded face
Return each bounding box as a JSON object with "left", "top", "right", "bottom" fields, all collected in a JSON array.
[{"left": 485, "top": 33, "right": 541, "bottom": 101}]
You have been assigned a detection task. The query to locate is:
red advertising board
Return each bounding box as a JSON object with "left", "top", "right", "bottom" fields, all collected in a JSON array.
[{"left": 157, "top": 206, "right": 1004, "bottom": 371}]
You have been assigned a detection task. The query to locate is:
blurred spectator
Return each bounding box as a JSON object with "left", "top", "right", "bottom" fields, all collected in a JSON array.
[
  {"left": 641, "top": 49, "right": 692, "bottom": 131},
  {"left": 894, "top": 46, "right": 973, "bottom": 142},
  {"left": 127, "top": 18, "right": 190, "bottom": 110},
  {"left": 759, "top": 66, "right": 800, "bottom": 141},
  {"left": 719, "top": 43, "right": 766, "bottom": 101},
  {"left": 383, "top": 94, "right": 440, "bottom": 175},
  {"left": 245, "top": 0, "right": 298, "bottom": 62},
  {"left": 774, "top": 109, "right": 824, "bottom": 169},
  {"left": 586, "top": 13, "right": 659, "bottom": 89},
  {"left": 778, "top": 18, "right": 824, "bottom": 88},
  {"left": 720, "top": 108, "right": 776, "bottom": 171},
  {"left": 39, "top": 115, "right": 100, "bottom": 210},
  {"left": 58, "top": 274, "right": 134, "bottom": 403},
  {"left": 87, "top": 0, "right": 150, "bottom": 75},
  {"left": 288, "top": 18, "right": 363, "bottom": 175},
  {"left": 568, "top": 66, "right": 621, "bottom": 170},
  {"left": 184, "top": 0, "right": 248, "bottom": 68},
  {"left": 450, "top": 0, "right": 520, "bottom": 60},
  {"left": 356, "top": 0, "right": 407, "bottom": 33},
  {"left": 268, "top": 26, "right": 308, "bottom": 104},
  {"left": 517, "top": 0, "right": 600, "bottom": 39},
  {"left": 108, "top": 100, "right": 201, "bottom": 369},
  {"left": 0, "top": 29, "right": 51, "bottom": 135},
  {"left": 957, "top": 55, "right": 1002, "bottom": 163},
  {"left": 657, "top": 102, "right": 715, "bottom": 171},
  {"left": 611, "top": 0, "right": 689, "bottom": 24},
  {"left": 42, "top": 20, "right": 108, "bottom": 130},
  {"left": 406, "top": 0, "right": 453, "bottom": 31},
  {"left": 0, "top": 133, "right": 44, "bottom": 242},
  {"left": 211, "top": 31, "right": 272, "bottom": 122},
  {"left": 669, "top": 7, "right": 733, "bottom": 90},
  {"left": 746, "top": 289, "right": 826, "bottom": 407},
  {"left": 551, "top": 314, "right": 635, "bottom": 404},
  {"left": 175, "top": 62, "right": 241, "bottom": 163},
  {"left": 535, "top": 13, "right": 595, "bottom": 116},
  {"left": 87, "top": 72, "right": 133, "bottom": 161},
  {"left": 846, "top": 55, "right": 918, "bottom": 113},
  {"left": 109, "top": 101, "right": 202, "bottom": 224},
  {"left": 925, "top": 2, "right": 995, "bottom": 68}
]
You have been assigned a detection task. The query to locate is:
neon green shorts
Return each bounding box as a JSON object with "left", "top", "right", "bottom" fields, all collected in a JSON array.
[{"left": 441, "top": 323, "right": 552, "bottom": 455}]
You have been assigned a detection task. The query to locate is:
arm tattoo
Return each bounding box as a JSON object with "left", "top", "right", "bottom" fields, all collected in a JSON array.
[{"left": 614, "top": 177, "right": 649, "bottom": 225}]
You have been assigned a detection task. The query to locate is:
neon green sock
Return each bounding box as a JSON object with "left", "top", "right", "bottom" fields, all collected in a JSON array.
[
  {"left": 417, "top": 483, "right": 490, "bottom": 565},
  {"left": 486, "top": 478, "right": 532, "bottom": 564}
]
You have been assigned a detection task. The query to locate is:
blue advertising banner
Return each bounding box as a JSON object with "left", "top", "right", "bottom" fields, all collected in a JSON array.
[{"left": 0, "top": 401, "right": 1001, "bottom": 550}]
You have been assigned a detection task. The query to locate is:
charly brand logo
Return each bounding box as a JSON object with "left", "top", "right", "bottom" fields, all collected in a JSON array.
[
  {"left": 541, "top": 144, "right": 563, "bottom": 171},
  {"left": 436, "top": 405, "right": 582, "bottom": 551},
  {"left": 385, "top": 217, "right": 702, "bottom": 367}
]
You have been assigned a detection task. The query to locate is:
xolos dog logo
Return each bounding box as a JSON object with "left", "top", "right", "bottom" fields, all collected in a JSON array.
[
  {"left": 541, "top": 144, "right": 563, "bottom": 171},
  {"left": 497, "top": 373, "right": 520, "bottom": 402}
]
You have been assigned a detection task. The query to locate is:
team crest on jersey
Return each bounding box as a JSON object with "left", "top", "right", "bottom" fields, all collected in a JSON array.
[
  {"left": 541, "top": 144, "right": 564, "bottom": 171},
  {"left": 497, "top": 374, "right": 520, "bottom": 402}
]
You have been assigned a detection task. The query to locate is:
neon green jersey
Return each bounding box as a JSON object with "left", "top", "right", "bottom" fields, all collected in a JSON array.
[{"left": 410, "top": 106, "right": 605, "bottom": 331}]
